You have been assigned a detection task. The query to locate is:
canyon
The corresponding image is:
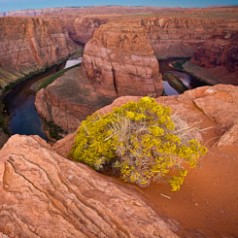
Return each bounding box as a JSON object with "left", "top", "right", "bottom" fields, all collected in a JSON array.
[
  {"left": 0, "top": 5, "right": 238, "bottom": 238},
  {"left": 0, "top": 17, "right": 77, "bottom": 89},
  {"left": 33, "top": 7, "right": 238, "bottom": 132},
  {"left": 1, "top": 7, "right": 238, "bottom": 90}
]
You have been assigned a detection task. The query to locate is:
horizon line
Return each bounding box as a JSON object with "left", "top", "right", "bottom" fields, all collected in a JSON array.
[{"left": 1, "top": 4, "right": 238, "bottom": 14}]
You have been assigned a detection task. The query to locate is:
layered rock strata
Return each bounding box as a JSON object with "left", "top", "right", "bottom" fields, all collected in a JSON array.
[
  {"left": 1, "top": 7, "right": 238, "bottom": 88},
  {"left": 187, "top": 32, "right": 238, "bottom": 84},
  {"left": 36, "top": 21, "right": 163, "bottom": 132},
  {"left": 142, "top": 14, "right": 238, "bottom": 59},
  {"left": 0, "top": 17, "right": 77, "bottom": 88},
  {"left": 82, "top": 21, "right": 162, "bottom": 97},
  {"left": 35, "top": 67, "right": 115, "bottom": 132},
  {"left": 0, "top": 134, "right": 178, "bottom": 238}
]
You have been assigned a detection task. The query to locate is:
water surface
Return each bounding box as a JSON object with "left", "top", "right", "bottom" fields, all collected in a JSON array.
[{"left": 3, "top": 64, "right": 64, "bottom": 140}]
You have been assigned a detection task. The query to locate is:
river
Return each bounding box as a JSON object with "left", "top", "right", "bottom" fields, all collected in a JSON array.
[
  {"left": 3, "top": 64, "right": 65, "bottom": 140},
  {"left": 2, "top": 58, "right": 205, "bottom": 140},
  {"left": 159, "top": 58, "right": 206, "bottom": 95}
]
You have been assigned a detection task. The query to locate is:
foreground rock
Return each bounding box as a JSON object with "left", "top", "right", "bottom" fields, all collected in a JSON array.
[
  {"left": 55, "top": 84, "right": 238, "bottom": 237},
  {"left": 3, "top": 84, "right": 238, "bottom": 237},
  {"left": 0, "top": 135, "right": 178, "bottom": 238}
]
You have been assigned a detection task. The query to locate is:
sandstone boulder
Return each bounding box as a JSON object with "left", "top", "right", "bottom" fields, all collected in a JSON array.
[{"left": 0, "top": 135, "right": 178, "bottom": 238}]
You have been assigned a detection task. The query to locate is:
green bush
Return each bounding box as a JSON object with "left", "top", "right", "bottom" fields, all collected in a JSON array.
[{"left": 71, "top": 97, "right": 207, "bottom": 191}]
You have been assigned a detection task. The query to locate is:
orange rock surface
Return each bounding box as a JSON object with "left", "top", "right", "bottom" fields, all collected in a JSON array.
[
  {"left": 82, "top": 20, "right": 163, "bottom": 98},
  {"left": 0, "top": 17, "right": 77, "bottom": 87},
  {"left": 55, "top": 84, "right": 238, "bottom": 237},
  {"left": 0, "top": 134, "right": 178, "bottom": 238}
]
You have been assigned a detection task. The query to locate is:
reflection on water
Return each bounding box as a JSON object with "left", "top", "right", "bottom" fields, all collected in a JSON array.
[
  {"left": 163, "top": 81, "right": 179, "bottom": 95},
  {"left": 159, "top": 58, "right": 206, "bottom": 96}
]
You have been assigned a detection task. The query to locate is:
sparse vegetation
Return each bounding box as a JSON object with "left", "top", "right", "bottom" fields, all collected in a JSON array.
[
  {"left": 37, "top": 63, "right": 81, "bottom": 91},
  {"left": 171, "top": 60, "right": 187, "bottom": 71},
  {"left": 46, "top": 121, "right": 67, "bottom": 140},
  {"left": 71, "top": 97, "right": 207, "bottom": 191}
]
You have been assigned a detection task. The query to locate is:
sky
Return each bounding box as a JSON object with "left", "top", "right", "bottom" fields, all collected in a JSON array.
[{"left": 0, "top": 0, "right": 238, "bottom": 12}]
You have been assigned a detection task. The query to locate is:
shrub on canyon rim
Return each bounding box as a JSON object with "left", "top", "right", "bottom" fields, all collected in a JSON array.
[{"left": 71, "top": 97, "right": 207, "bottom": 191}]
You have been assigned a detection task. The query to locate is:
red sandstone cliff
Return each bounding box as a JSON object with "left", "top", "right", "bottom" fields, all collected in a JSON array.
[
  {"left": 82, "top": 20, "right": 162, "bottom": 97},
  {"left": 1, "top": 7, "right": 238, "bottom": 89},
  {"left": 0, "top": 17, "right": 77, "bottom": 88},
  {"left": 187, "top": 31, "right": 238, "bottom": 84},
  {"left": 35, "top": 21, "right": 163, "bottom": 132}
]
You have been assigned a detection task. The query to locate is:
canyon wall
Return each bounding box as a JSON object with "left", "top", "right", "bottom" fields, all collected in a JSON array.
[
  {"left": 35, "top": 21, "right": 163, "bottom": 132},
  {"left": 1, "top": 7, "right": 238, "bottom": 89},
  {"left": 141, "top": 14, "right": 238, "bottom": 59},
  {"left": 1, "top": 6, "right": 238, "bottom": 133},
  {"left": 187, "top": 31, "right": 238, "bottom": 84},
  {"left": 0, "top": 17, "right": 77, "bottom": 88},
  {"left": 35, "top": 7, "right": 238, "bottom": 131},
  {"left": 68, "top": 15, "right": 111, "bottom": 44}
]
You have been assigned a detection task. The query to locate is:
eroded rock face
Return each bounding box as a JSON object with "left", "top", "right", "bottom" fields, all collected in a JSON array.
[
  {"left": 1, "top": 7, "right": 238, "bottom": 89},
  {"left": 0, "top": 134, "right": 178, "bottom": 238},
  {"left": 0, "top": 17, "right": 77, "bottom": 87},
  {"left": 35, "top": 67, "right": 115, "bottom": 132},
  {"left": 69, "top": 16, "right": 110, "bottom": 44},
  {"left": 82, "top": 21, "right": 163, "bottom": 98},
  {"left": 189, "top": 33, "right": 238, "bottom": 84},
  {"left": 35, "top": 21, "right": 163, "bottom": 132}
]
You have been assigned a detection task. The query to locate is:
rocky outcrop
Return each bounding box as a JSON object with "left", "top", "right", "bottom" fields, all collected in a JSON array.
[
  {"left": 0, "top": 134, "right": 178, "bottom": 238},
  {"left": 35, "top": 21, "right": 164, "bottom": 132},
  {"left": 141, "top": 12, "right": 238, "bottom": 59},
  {"left": 83, "top": 21, "right": 163, "bottom": 98},
  {"left": 68, "top": 15, "right": 110, "bottom": 44},
  {"left": 35, "top": 67, "right": 115, "bottom": 132},
  {"left": 52, "top": 84, "right": 238, "bottom": 237},
  {"left": 187, "top": 32, "right": 238, "bottom": 84},
  {"left": 3, "top": 84, "right": 238, "bottom": 237},
  {"left": 55, "top": 84, "right": 238, "bottom": 237},
  {"left": 0, "top": 17, "right": 77, "bottom": 88}
]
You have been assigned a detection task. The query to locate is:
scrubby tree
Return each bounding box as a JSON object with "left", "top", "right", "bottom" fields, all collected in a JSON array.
[{"left": 71, "top": 97, "right": 207, "bottom": 191}]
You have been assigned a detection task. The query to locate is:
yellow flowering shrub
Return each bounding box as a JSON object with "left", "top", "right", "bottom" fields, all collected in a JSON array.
[{"left": 71, "top": 97, "right": 207, "bottom": 191}]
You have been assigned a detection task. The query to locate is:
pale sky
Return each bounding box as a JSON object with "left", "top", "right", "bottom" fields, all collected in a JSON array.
[{"left": 0, "top": 0, "right": 238, "bottom": 12}]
